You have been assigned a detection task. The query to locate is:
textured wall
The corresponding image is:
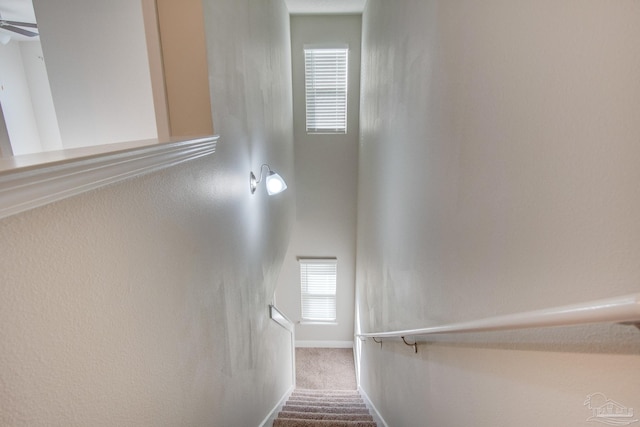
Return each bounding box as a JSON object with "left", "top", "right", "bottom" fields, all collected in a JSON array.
[
  {"left": 356, "top": 0, "right": 640, "bottom": 425},
  {"left": 0, "top": 0, "right": 295, "bottom": 425},
  {"left": 276, "top": 15, "right": 361, "bottom": 345}
]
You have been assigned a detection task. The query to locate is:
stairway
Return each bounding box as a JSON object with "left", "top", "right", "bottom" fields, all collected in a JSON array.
[{"left": 273, "top": 389, "right": 377, "bottom": 427}]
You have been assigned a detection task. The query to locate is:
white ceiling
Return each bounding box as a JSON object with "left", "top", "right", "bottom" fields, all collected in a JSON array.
[
  {"left": 284, "top": 0, "right": 366, "bottom": 15},
  {"left": 0, "top": 0, "right": 38, "bottom": 42},
  {"left": 0, "top": 0, "right": 35, "bottom": 20}
]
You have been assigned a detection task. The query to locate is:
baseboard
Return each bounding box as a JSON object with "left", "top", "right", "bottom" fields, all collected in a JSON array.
[
  {"left": 259, "top": 384, "right": 295, "bottom": 427},
  {"left": 358, "top": 386, "right": 389, "bottom": 427},
  {"left": 295, "top": 340, "right": 353, "bottom": 348}
]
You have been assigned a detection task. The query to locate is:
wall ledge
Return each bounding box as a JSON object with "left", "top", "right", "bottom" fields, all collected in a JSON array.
[
  {"left": 270, "top": 305, "right": 295, "bottom": 332},
  {"left": 0, "top": 136, "right": 218, "bottom": 220}
]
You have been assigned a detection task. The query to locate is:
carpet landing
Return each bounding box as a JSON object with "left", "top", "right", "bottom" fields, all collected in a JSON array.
[
  {"left": 273, "top": 389, "right": 377, "bottom": 427},
  {"left": 295, "top": 348, "right": 357, "bottom": 390}
]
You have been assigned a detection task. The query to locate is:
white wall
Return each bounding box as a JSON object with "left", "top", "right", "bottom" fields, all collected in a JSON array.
[
  {"left": 33, "top": 0, "right": 157, "bottom": 149},
  {"left": 19, "top": 41, "right": 62, "bottom": 153},
  {"left": 356, "top": 0, "right": 640, "bottom": 426},
  {"left": 0, "top": 103, "right": 11, "bottom": 156},
  {"left": 0, "top": 0, "right": 295, "bottom": 425},
  {"left": 0, "top": 41, "right": 42, "bottom": 155},
  {"left": 275, "top": 15, "right": 361, "bottom": 345}
]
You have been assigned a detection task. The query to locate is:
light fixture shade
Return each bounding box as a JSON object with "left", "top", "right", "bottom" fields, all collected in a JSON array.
[
  {"left": 250, "top": 164, "right": 288, "bottom": 196},
  {"left": 266, "top": 171, "right": 287, "bottom": 195}
]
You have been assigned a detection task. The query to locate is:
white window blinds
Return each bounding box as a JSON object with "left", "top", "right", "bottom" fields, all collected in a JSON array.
[
  {"left": 299, "top": 258, "right": 337, "bottom": 322},
  {"left": 304, "top": 46, "right": 349, "bottom": 134}
]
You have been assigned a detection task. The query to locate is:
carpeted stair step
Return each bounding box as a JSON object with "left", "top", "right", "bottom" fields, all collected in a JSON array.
[
  {"left": 289, "top": 396, "right": 363, "bottom": 401},
  {"left": 273, "top": 388, "right": 378, "bottom": 427},
  {"left": 273, "top": 420, "right": 377, "bottom": 427},
  {"left": 288, "top": 395, "right": 364, "bottom": 402},
  {"left": 286, "top": 398, "right": 366, "bottom": 404},
  {"left": 286, "top": 400, "right": 367, "bottom": 408},
  {"left": 278, "top": 411, "right": 375, "bottom": 422},
  {"left": 282, "top": 405, "right": 371, "bottom": 414}
]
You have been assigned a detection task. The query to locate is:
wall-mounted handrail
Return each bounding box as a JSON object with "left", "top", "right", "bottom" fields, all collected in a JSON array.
[{"left": 358, "top": 293, "right": 640, "bottom": 341}]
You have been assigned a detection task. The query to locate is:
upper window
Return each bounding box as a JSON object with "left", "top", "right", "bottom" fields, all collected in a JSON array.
[
  {"left": 299, "top": 258, "right": 338, "bottom": 323},
  {"left": 304, "top": 45, "right": 349, "bottom": 134}
]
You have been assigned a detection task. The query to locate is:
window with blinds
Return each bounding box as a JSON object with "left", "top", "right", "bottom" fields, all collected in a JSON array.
[
  {"left": 304, "top": 45, "right": 349, "bottom": 134},
  {"left": 299, "top": 258, "right": 338, "bottom": 323}
]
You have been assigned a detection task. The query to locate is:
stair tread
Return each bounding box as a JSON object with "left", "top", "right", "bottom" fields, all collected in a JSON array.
[
  {"left": 287, "top": 400, "right": 366, "bottom": 407},
  {"left": 282, "top": 405, "right": 371, "bottom": 414},
  {"left": 278, "top": 411, "right": 375, "bottom": 421},
  {"left": 274, "top": 419, "right": 377, "bottom": 427},
  {"left": 289, "top": 395, "right": 364, "bottom": 402},
  {"left": 274, "top": 388, "right": 377, "bottom": 426}
]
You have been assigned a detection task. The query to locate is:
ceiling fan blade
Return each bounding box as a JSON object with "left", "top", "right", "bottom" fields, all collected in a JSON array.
[
  {"left": 0, "top": 24, "right": 39, "bottom": 37},
  {"left": 2, "top": 20, "right": 38, "bottom": 28}
]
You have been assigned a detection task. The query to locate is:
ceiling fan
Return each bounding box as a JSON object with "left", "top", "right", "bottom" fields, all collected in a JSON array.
[{"left": 0, "top": 14, "right": 38, "bottom": 38}]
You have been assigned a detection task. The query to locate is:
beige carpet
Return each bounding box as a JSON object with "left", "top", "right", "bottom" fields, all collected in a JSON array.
[
  {"left": 295, "top": 348, "right": 357, "bottom": 390},
  {"left": 273, "top": 389, "right": 376, "bottom": 427}
]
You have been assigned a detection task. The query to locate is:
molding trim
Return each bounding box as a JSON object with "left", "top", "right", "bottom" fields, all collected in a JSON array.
[
  {"left": 295, "top": 340, "right": 353, "bottom": 348},
  {"left": 0, "top": 136, "right": 218, "bottom": 220},
  {"left": 259, "top": 384, "right": 295, "bottom": 427},
  {"left": 359, "top": 386, "right": 389, "bottom": 427}
]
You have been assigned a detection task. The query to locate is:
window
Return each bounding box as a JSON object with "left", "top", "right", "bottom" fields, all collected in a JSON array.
[
  {"left": 304, "top": 45, "right": 349, "bottom": 134},
  {"left": 299, "top": 258, "right": 338, "bottom": 323}
]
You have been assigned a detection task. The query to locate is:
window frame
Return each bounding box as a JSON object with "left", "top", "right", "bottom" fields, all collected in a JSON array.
[
  {"left": 299, "top": 258, "right": 338, "bottom": 324},
  {"left": 303, "top": 44, "right": 349, "bottom": 135}
]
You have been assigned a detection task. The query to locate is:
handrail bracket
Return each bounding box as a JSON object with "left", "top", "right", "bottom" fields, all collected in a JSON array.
[{"left": 402, "top": 336, "right": 418, "bottom": 353}]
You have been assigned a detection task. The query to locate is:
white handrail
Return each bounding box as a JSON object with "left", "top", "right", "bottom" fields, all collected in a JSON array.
[{"left": 358, "top": 293, "right": 640, "bottom": 339}]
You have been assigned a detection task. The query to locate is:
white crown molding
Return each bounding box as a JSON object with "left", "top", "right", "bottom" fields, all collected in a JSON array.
[{"left": 0, "top": 136, "right": 218, "bottom": 220}]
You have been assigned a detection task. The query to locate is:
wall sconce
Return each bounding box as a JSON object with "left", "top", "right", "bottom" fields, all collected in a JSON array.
[{"left": 250, "top": 164, "right": 288, "bottom": 195}]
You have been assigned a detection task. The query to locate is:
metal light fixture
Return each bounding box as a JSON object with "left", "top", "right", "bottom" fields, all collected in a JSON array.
[{"left": 250, "top": 164, "right": 288, "bottom": 195}]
